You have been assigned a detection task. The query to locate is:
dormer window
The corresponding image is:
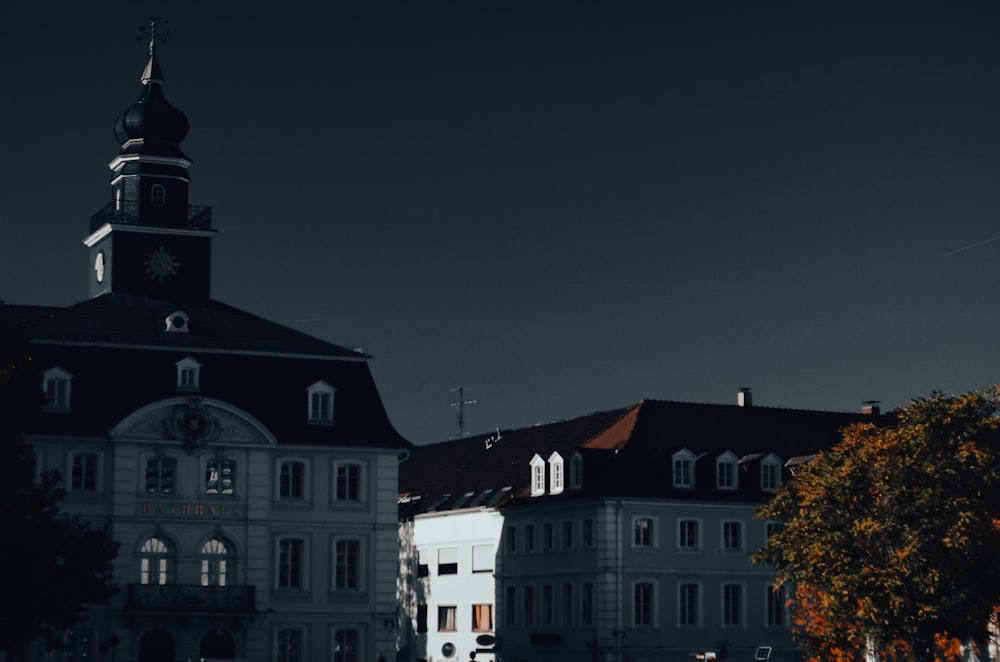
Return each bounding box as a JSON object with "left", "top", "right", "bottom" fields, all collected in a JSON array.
[
  {"left": 529, "top": 454, "right": 546, "bottom": 497},
  {"left": 569, "top": 452, "right": 583, "bottom": 490},
  {"left": 42, "top": 367, "right": 73, "bottom": 412},
  {"left": 176, "top": 357, "right": 202, "bottom": 391},
  {"left": 672, "top": 449, "right": 696, "bottom": 489},
  {"left": 761, "top": 454, "right": 783, "bottom": 492},
  {"left": 306, "top": 381, "right": 335, "bottom": 424},
  {"left": 716, "top": 452, "right": 739, "bottom": 490},
  {"left": 547, "top": 451, "right": 564, "bottom": 495},
  {"left": 151, "top": 183, "right": 166, "bottom": 207}
]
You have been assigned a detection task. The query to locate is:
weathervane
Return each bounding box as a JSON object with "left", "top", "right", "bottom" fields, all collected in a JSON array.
[
  {"left": 137, "top": 17, "right": 171, "bottom": 52},
  {"left": 449, "top": 385, "right": 477, "bottom": 439}
]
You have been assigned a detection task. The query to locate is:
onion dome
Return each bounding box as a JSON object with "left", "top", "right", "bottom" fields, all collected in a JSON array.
[{"left": 113, "top": 36, "right": 189, "bottom": 158}]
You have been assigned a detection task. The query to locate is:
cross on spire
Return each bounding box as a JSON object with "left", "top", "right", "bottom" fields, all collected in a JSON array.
[{"left": 137, "top": 17, "right": 171, "bottom": 54}]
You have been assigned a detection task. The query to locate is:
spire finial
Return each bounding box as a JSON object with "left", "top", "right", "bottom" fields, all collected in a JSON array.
[{"left": 135, "top": 18, "right": 171, "bottom": 85}]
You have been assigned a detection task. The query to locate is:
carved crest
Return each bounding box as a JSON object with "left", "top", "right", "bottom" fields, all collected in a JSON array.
[{"left": 166, "top": 396, "right": 220, "bottom": 452}]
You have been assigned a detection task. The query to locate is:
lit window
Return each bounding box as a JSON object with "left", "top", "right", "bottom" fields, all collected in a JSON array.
[
  {"left": 71, "top": 452, "right": 98, "bottom": 492},
  {"left": 634, "top": 582, "right": 654, "bottom": 626},
  {"left": 42, "top": 367, "right": 73, "bottom": 411},
  {"left": 723, "top": 584, "right": 743, "bottom": 626},
  {"left": 145, "top": 456, "right": 176, "bottom": 493},
  {"left": 279, "top": 461, "right": 305, "bottom": 500},
  {"left": 634, "top": 517, "right": 654, "bottom": 547},
  {"left": 335, "top": 463, "right": 360, "bottom": 501},
  {"left": 150, "top": 183, "right": 166, "bottom": 207},
  {"left": 673, "top": 449, "right": 696, "bottom": 488},
  {"left": 679, "top": 583, "right": 699, "bottom": 626},
  {"left": 276, "top": 629, "right": 303, "bottom": 662},
  {"left": 437, "top": 606, "right": 457, "bottom": 632},
  {"left": 306, "top": 381, "right": 334, "bottom": 424},
  {"left": 529, "top": 454, "right": 546, "bottom": 496},
  {"left": 472, "top": 604, "right": 494, "bottom": 632},
  {"left": 717, "top": 452, "right": 739, "bottom": 490},
  {"left": 548, "top": 451, "right": 564, "bottom": 495},
  {"left": 722, "top": 521, "right": 743, "bottom": 551},
  {"left": 678, "top": 519, "right": 700, "bottom": 550},
  {"left": 206, "top": 457, "right": 235, "bottom": 495},
  {"left": 200, "top": 538, "right": 233, "bottom": 586},
  {"left": 335, "top": 540, "right": 360, "bottom": 590},
  {"left": 333, "top": 629, "right": 358, "bottom": 662},
  {"left": 175, "top": 357, "right": 202, "bottom": 391},
  {"left": 278, "top": 538, "right": 304, "bottom": 588},
  {"left": 140, "top": 536, "right": 172, "bottom": 585}
]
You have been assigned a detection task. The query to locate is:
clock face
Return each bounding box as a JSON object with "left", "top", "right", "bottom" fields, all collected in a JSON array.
[
  {"left": 94, "top": 251, "right": 106, "bottom": 283},
  {"left": 145, "top": 246, "right": 179, "bottom": 281}
]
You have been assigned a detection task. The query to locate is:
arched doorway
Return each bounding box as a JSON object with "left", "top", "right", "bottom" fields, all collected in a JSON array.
[
  {"left": 200, "top": 629, "right": 235, "bottom": 659},
  {"left": 138, "top": 630, "right": 174, "bottom": 662}
]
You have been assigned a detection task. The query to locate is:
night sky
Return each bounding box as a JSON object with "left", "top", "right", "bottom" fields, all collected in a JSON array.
[{"left": 3, "top": 2, "right": 1000, "bottom": 445}]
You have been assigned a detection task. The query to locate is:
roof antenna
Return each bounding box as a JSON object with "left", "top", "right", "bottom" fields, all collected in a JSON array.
[{"left": 449, "top": 385, "right": 477, "bottom": 438}]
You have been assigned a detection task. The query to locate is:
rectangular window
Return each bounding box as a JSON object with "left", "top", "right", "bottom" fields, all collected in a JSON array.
[
  {"left": 309, "top": 391, "right": 332, "bottom": 423},
  {"left": 526, "top": 525, "right": 535, "bottom": 553},
  {"left": 561, "top": 584, "right": 573, "bottom": 625},
  {"left": 634, "top": 517, "right": 653, "bottom": 547},
  {"left": 336, "top": 463, "right": 360, "bottom": 500},
  {"left": 722, "top": 521, "right": 743, "bottom": 551},
  {"left": 438, "top": 605, "right": 457, "bottom": 632},
  {"left": 278, "top": 538, "right": 304, "bottom": 588},
  {"left": 674, "top": 458, "right": 693, "bottom": 487},
  {"left": 679, "top": 519, "right": 699, "bottom": 550},
  {"left": 542, "top": 585, "right": 553, "bottom": 625},
  {"left": 505, "top": 586, "right": 516, "bottom": 626},
  {"left": 679, "top": 583, "right": 699, "bottom": 626},
  {"left": 767, "top": 585, "right": 785, "bottom": 626},
  {"left": 45, "top": 377, "right": 69, "bottom": 409},
  {"left": 583, "top": 519, "right": 594, "bottom": 547},
  {"left": 544, "top": 523, "right": 554, "bottom": 550},
  {"left": 416, "top": 605, "right": 428, "bottom": 633},
  {"left": 524, "top": 585, "right": 534, "bottom": 625},
  {"left": 762, "top": 463, "right": 780, "bottom": 491},
  {"left": 333, "top": 629, "right": 358, "bottom": 662},
  {"left": 634, "top": 582, "right": 653, "bottom": 626},
  {"left": 277, "top": 628, "right": 303, "bottom": 662},
  {"left": 438, "top": 547, "right": 458, "bottom": 575},
  {"left": 723, "top": 584, "right": 743, "bottom": 626},
  {"left": 145, "top": 456, "right": 176, "bottom": 493},
  {"left": 71, "top": 452, "right": 97, "bottom": 491},
  {"left": 279, "top": 461, "right": 304, "bottom": 499},
  {"left": 582, "top": 582, "right": 594, "bottom": 625},
  {"left": 472, "top": 604, "right": 494, "bottom": 632},
  {"left": 472, "top": 543, "right": 493, "bottom": 573},
  {"left": 416, "top": 549, "right": 429, "bottom": 578},
  {"left": 335, "top": 540, "right": 359, "bottom": 589},
  {"left": 717, "top": 461, "right": 735, "bottom": 488},
  {"left": 562, "top": 521, "right": 574, "bottom": 549},
  {"left": 506, "top": 526, "right": 517, "bottom": 553},
  {"left": 64, "top": 627, "right": 94, "bottom": 662},
  {"left": 206, "top": 458, "right": 235, "bottom": 495}
]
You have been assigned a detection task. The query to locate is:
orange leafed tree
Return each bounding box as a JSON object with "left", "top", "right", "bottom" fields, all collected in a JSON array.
[{"left": 754, "top": 388, "right": 1000, "bottom": 662}]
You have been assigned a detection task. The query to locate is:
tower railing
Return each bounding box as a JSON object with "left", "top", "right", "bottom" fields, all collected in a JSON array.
[{"left": 89, "top": 201, "right": 212, "bottom": 232}]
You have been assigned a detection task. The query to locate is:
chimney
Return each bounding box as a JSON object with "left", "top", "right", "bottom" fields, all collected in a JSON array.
[
  {"left": 862, "top": 401, "right": 880, "bottom": 416},
  {"left": 738, "top": 388, "right": 752, "bottom": 408}
]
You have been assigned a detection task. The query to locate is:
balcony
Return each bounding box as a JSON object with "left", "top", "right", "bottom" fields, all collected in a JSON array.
[
  {"left": 89, "top": 201, "right": 213, "bottom": 232},
  {"left": 126, "top": 584, "right": 255, "bottom": 614}
]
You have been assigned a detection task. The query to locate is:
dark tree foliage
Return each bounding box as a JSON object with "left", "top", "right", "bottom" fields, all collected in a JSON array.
[
  {"left": 755, "top": 389, "right": 1000, "bottom": 662},
  {"left": 0, "top": 323, "right": 118, "bottom": 653}
]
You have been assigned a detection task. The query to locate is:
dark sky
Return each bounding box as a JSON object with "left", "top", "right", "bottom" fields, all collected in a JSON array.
[{"left": 3, "top": 2, "right": 1000, "bottom": 444}]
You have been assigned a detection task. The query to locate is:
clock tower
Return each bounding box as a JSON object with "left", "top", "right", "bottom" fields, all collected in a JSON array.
[{"left": 84, "top": 20, "right": 214, "bottom": 301}]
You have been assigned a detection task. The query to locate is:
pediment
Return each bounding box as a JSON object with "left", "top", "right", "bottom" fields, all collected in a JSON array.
[{"left": 110, "top": 396, "right": 276, "bottom": 449}]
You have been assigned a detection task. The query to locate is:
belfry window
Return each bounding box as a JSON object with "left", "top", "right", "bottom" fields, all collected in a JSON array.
[{"left": 151, "top": 183, "right": 166, "bottom": 207}]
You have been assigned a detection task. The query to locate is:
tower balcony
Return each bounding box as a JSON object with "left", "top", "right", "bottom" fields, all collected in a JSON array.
[
  {"left": 126, "top": 583, "right": 256, "bottom": 615},
  {"left": 90, "top": 201, "right": 212, "bottom": 233}
]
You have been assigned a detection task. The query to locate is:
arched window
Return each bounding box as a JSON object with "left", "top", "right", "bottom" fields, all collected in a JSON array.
[
  {"left": 151, "top": 184, "right": 166, "bottom": 207},
  {"left": 333, "top": 629, "right": 358, "bottom": 662},
  {"left": 139, "top": 536, "right": 173, "bottom": 585},
  {"left": 201, "top": 538, "right": 234, "bottom": 586}
]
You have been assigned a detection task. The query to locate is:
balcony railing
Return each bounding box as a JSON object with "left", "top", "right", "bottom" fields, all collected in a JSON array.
[
  {"left": 89, "top": 201, "right": 213, "bottom": 232},
  {"left": 127, "top": 583, "right": 255, "bottom": 614}
]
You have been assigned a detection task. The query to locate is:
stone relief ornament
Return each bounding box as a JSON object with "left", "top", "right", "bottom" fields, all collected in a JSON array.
[{"left": 165, "top": 396, "right": 221, "bottom": 451}]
